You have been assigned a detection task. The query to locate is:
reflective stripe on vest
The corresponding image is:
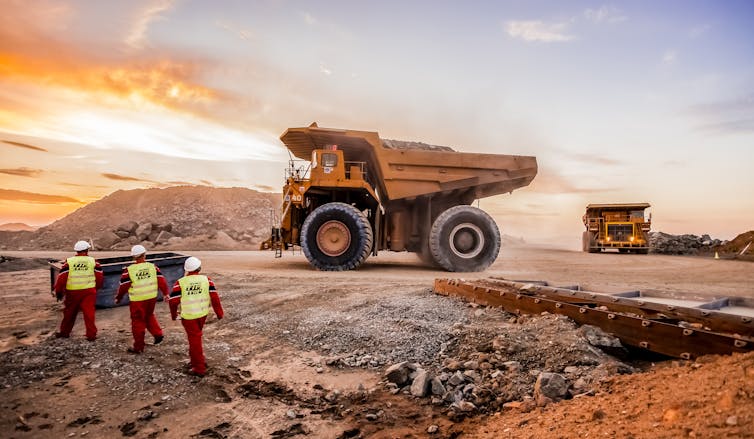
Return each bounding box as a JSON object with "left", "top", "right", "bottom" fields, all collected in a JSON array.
[
  {"left": 127, "top": 262, "right": 158, "bottom": 302},
  {"left": 65, "top": 256, "right": 96, "bottom": 290},
  {"left": 178, "top": 275, "right": 210, "bottom": 319}
]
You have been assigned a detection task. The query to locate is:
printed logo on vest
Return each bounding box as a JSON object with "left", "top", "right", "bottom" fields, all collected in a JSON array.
[
  {"left": 186, "top": 283, "right": 203, "bottom": 295},
  {"left": 134, "top": 268, "right": 151, "bottom": 280},
  {"left": 72, "top": 262, "right": 89, "bottom": 270}
]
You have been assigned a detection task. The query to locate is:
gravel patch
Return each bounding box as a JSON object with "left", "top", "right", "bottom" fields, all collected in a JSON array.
[{"left": 227, "top": 287, "right": 467, "bottom": 367}]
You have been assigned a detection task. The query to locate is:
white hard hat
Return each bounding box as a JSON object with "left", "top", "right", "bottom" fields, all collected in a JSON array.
[
  {"left": 131, "top": 245, "right": 147, "bottom": 257},
  {"left": 184, "top": 256, "right": 202, "bottom": 272},
  {"left": 74, "top": 240, "right": 91, "bottom": 252}
]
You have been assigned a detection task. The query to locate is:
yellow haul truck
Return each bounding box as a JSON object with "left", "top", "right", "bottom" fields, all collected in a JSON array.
[
  {"left": 582, "top": 203, "right": 651, "bottom": 254},
  {"left": 264, "top": 123, "right": 538, "bottom": 271}
]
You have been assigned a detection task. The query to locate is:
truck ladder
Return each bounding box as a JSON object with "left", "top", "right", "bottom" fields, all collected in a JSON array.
[{"left": 272, "top": 186, "right": 294, "bottom": 259}]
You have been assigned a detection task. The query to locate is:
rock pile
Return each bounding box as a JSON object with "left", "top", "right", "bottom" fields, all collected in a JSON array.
[
  {"left": 381, "top": 139, "right": 455, "bottom": 152},
  {"left": 715, "top": 230, "right": 754, "bottom": 262},
  {"left": 102, "top": 221, "right": 178, "bottom": 250},
  {"left": 382, "top": 315, "right": 633, "bottom": 419},
  {"left": 0, "top": 186, "right": 279, "bottom": 251},
  {"left": 649, "top": 232, "right": 725, "bottom": 255}
]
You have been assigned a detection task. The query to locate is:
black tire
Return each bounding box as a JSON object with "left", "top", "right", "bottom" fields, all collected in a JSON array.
[
  {"left": 429, "top": 206, "right": 500, "bottom": 272},
  {"left": 582, "top": 231, "right": 592, "bottom": 253},
  {"left": 301, "top": 202, "right": 373, "bottom": 271},
  {"left": 637, "top": 248, "right": 649, "bottom": 255}
]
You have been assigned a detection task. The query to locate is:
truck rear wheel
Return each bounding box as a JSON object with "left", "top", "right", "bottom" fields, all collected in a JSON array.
[
  {"left": 429, "top": 206, "right": 500, "bottom": 272},
  {"left": 582, "top": 231, "right": 592, "bottom": 253},
  {"left": 301, "top": 202, "right": 373, "bottom": 271}
]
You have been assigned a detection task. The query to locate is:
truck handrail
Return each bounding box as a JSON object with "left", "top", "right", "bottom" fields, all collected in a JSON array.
[
  {"left": 286, "top": 159, "right": 311, "bottom": 180},
  {"left": 344, "top": 160, "right": 368, "bottom": 182}
]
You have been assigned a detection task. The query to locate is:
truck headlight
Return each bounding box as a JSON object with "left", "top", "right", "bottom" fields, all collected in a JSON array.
[{"left": 630, "top": 236, "right": 635, "bottom": 242}]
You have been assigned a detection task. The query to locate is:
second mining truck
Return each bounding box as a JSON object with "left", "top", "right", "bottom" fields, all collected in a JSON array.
[
  {"left": 263, "top": 123, "right": 538, "bottom": 272},
  {"left": 582, "top": 203, "right": 652, "bottom": 254}
]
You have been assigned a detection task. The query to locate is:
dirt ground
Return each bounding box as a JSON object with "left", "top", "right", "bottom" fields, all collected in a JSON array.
[{"left": 1, "top": 245, "right": 753, "bottom": 438}]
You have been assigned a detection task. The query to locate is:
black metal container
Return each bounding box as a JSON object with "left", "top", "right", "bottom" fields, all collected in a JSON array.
[{"left": 49, "top": 252, "right": 190, "bottom": 308}]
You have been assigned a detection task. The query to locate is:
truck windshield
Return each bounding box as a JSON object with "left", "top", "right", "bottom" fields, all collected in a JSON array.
[{"left": 322, "top": 153, "right": 338, "bottom": 167}]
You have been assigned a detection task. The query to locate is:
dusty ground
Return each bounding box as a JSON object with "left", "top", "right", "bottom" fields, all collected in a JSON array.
[{"left": 1, "top": 246, "right": 753, "bottom": 438}]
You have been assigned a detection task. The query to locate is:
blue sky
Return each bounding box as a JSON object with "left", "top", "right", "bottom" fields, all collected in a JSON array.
[{"left": 0, "top": 0, "right": 752, "bottom": 246}]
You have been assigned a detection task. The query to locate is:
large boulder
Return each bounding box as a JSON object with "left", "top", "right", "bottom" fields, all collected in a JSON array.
[
  {"left": 94, "top": 231, "right": 120, "bottom": 250},
  {"left": 135, "top": 223, "right": 153, "bottom": 241},
  {"left": 212, "top": 230, "right": 238, "bottom": 247},
  {"left": 385, "top": 362, "right": 410, "bottom": 386},
  {"left": 116, "top": 221, "right": 138, "bottom": 234},
  {"left": 154, "top": 223, "right": 173, "bottom": 233},
  {"left": 430, "top": 377, "right": 446, "bottom": 396},
  {"left": 534, "top": 372, "right": 568, "bottom": 402},
  {"left": 580, "top": 325, "right": 623, "bottom": 348},
  {"left": 155, "top": 230, "right": 174, "bottom": 244},
  {"left": 410, "top": 369, "right": 431, "bottom": 397}
]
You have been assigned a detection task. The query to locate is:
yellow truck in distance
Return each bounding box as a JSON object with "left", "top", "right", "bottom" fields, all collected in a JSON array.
[
  {"left": 582, "top": 203, "right": 652, "bottom": 254},
  {"left": 264, "top": 123, "right": 538, "bottom": 271}
]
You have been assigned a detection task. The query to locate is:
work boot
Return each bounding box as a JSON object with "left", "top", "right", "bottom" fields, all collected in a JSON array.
[
  {"left": 54, "top": 332, "right": 69, "bottom": 339},
  {"left": 153, "top": 335, "right": 164, "bottom": 345},
  {"left": 86, "top": 337, "right": 96, "bottom": 342},
  {"left": 186, "top": 369, "right": 205, "bottom": 378},
  {"left": 127, "top": 347, "right": 143, "bottom": 354}
]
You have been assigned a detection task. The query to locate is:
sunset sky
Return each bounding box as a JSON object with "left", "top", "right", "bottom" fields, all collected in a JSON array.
[{"left": 1, "top": 0, "right": 752, "bottom": 247}]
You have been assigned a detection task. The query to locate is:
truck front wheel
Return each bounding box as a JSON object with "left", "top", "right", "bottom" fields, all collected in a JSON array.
[
  {"left": 301, "top": 202, "right": 373, "bottom": 271},
  {"left": 429, "top": 206, "right": 500, "bottom": 272}
]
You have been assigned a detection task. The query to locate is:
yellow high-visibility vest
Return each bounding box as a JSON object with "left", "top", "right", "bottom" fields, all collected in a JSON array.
[
  {"left": 127, "top": 262, "right": 158, "bottom": 302},
  {"left": 65, "top": 256, "right": 96, "bottom": 290},
  {"left": 178, "top": 275, "right": 210, "bottom": 319}
]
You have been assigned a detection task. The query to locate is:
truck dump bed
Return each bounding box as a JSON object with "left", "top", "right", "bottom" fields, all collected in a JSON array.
[{"left": 280, "top": 124, "right": 537, "bottom": 202}]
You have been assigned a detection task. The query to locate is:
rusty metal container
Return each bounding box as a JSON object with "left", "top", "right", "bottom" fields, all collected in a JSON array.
[{"left": 49, "top": 252, "right": 189, "bottom": 308}]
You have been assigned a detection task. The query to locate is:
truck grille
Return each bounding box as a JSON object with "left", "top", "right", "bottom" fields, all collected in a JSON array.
[{"left": 607, "top": 224, "right": 633, "bottom": 242}]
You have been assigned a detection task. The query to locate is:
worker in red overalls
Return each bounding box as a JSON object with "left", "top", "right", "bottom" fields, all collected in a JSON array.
[
  {"left": 115, "top": 245, "right": 168, "bottom": 353},
  {"left": 52, "top": 240, "right": 103, "bottom": 341},
  {"left": 168, "top": 256, "right": 223, "bottom": 377}
]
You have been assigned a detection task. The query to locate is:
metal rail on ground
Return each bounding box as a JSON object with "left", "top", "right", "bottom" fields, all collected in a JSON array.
[{"left": 433, "top": 278, "right": 754, "bottom": 359}]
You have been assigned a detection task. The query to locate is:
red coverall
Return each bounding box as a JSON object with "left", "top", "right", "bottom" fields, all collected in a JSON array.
[
  {"left": 168, "top": 274, "right": 223, "bottom": 375},
  {"left": 115, "top": 265, "right": 169, "bottom": 352},
  {"left": 53, "top": 256, "right": 104, "bottom": 340}
]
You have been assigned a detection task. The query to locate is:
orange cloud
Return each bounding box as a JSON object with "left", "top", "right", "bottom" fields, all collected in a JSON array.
[
  {"left": 101, "top": 173, "right": 154, "bottom": 183},
  {"left": 2, "top": 140, "right": 49, "bottom": 152},
  {"left": 0, "top": 188, "right": 80, "bottom": 204},
  {"left": 0, "top": 2, "right": 214, "bottom": 114},
  {"left": 0, "top": 52, "right": 218, "bottom": 111},
  {"left": 166, "top": 181, "right": 194, "bottom": 185},
  {"left": 60, "top": 182, "right": 111, "bottom": 189},
  {"left": 0, "top": 167, "right": 43, "bottom": 177}
]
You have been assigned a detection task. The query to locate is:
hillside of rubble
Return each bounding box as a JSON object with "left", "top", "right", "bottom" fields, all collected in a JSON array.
[{"left": 0, "top": 186, "right": 280, "bottom": 251}]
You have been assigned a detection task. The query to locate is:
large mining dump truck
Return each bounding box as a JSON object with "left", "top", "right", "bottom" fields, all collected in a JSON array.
[
  {"left": 264, "top": 123, "right": 537, "bottom": 271},
  {"left": 582, "top": 203, "right": 651, "bottom": 254}
]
